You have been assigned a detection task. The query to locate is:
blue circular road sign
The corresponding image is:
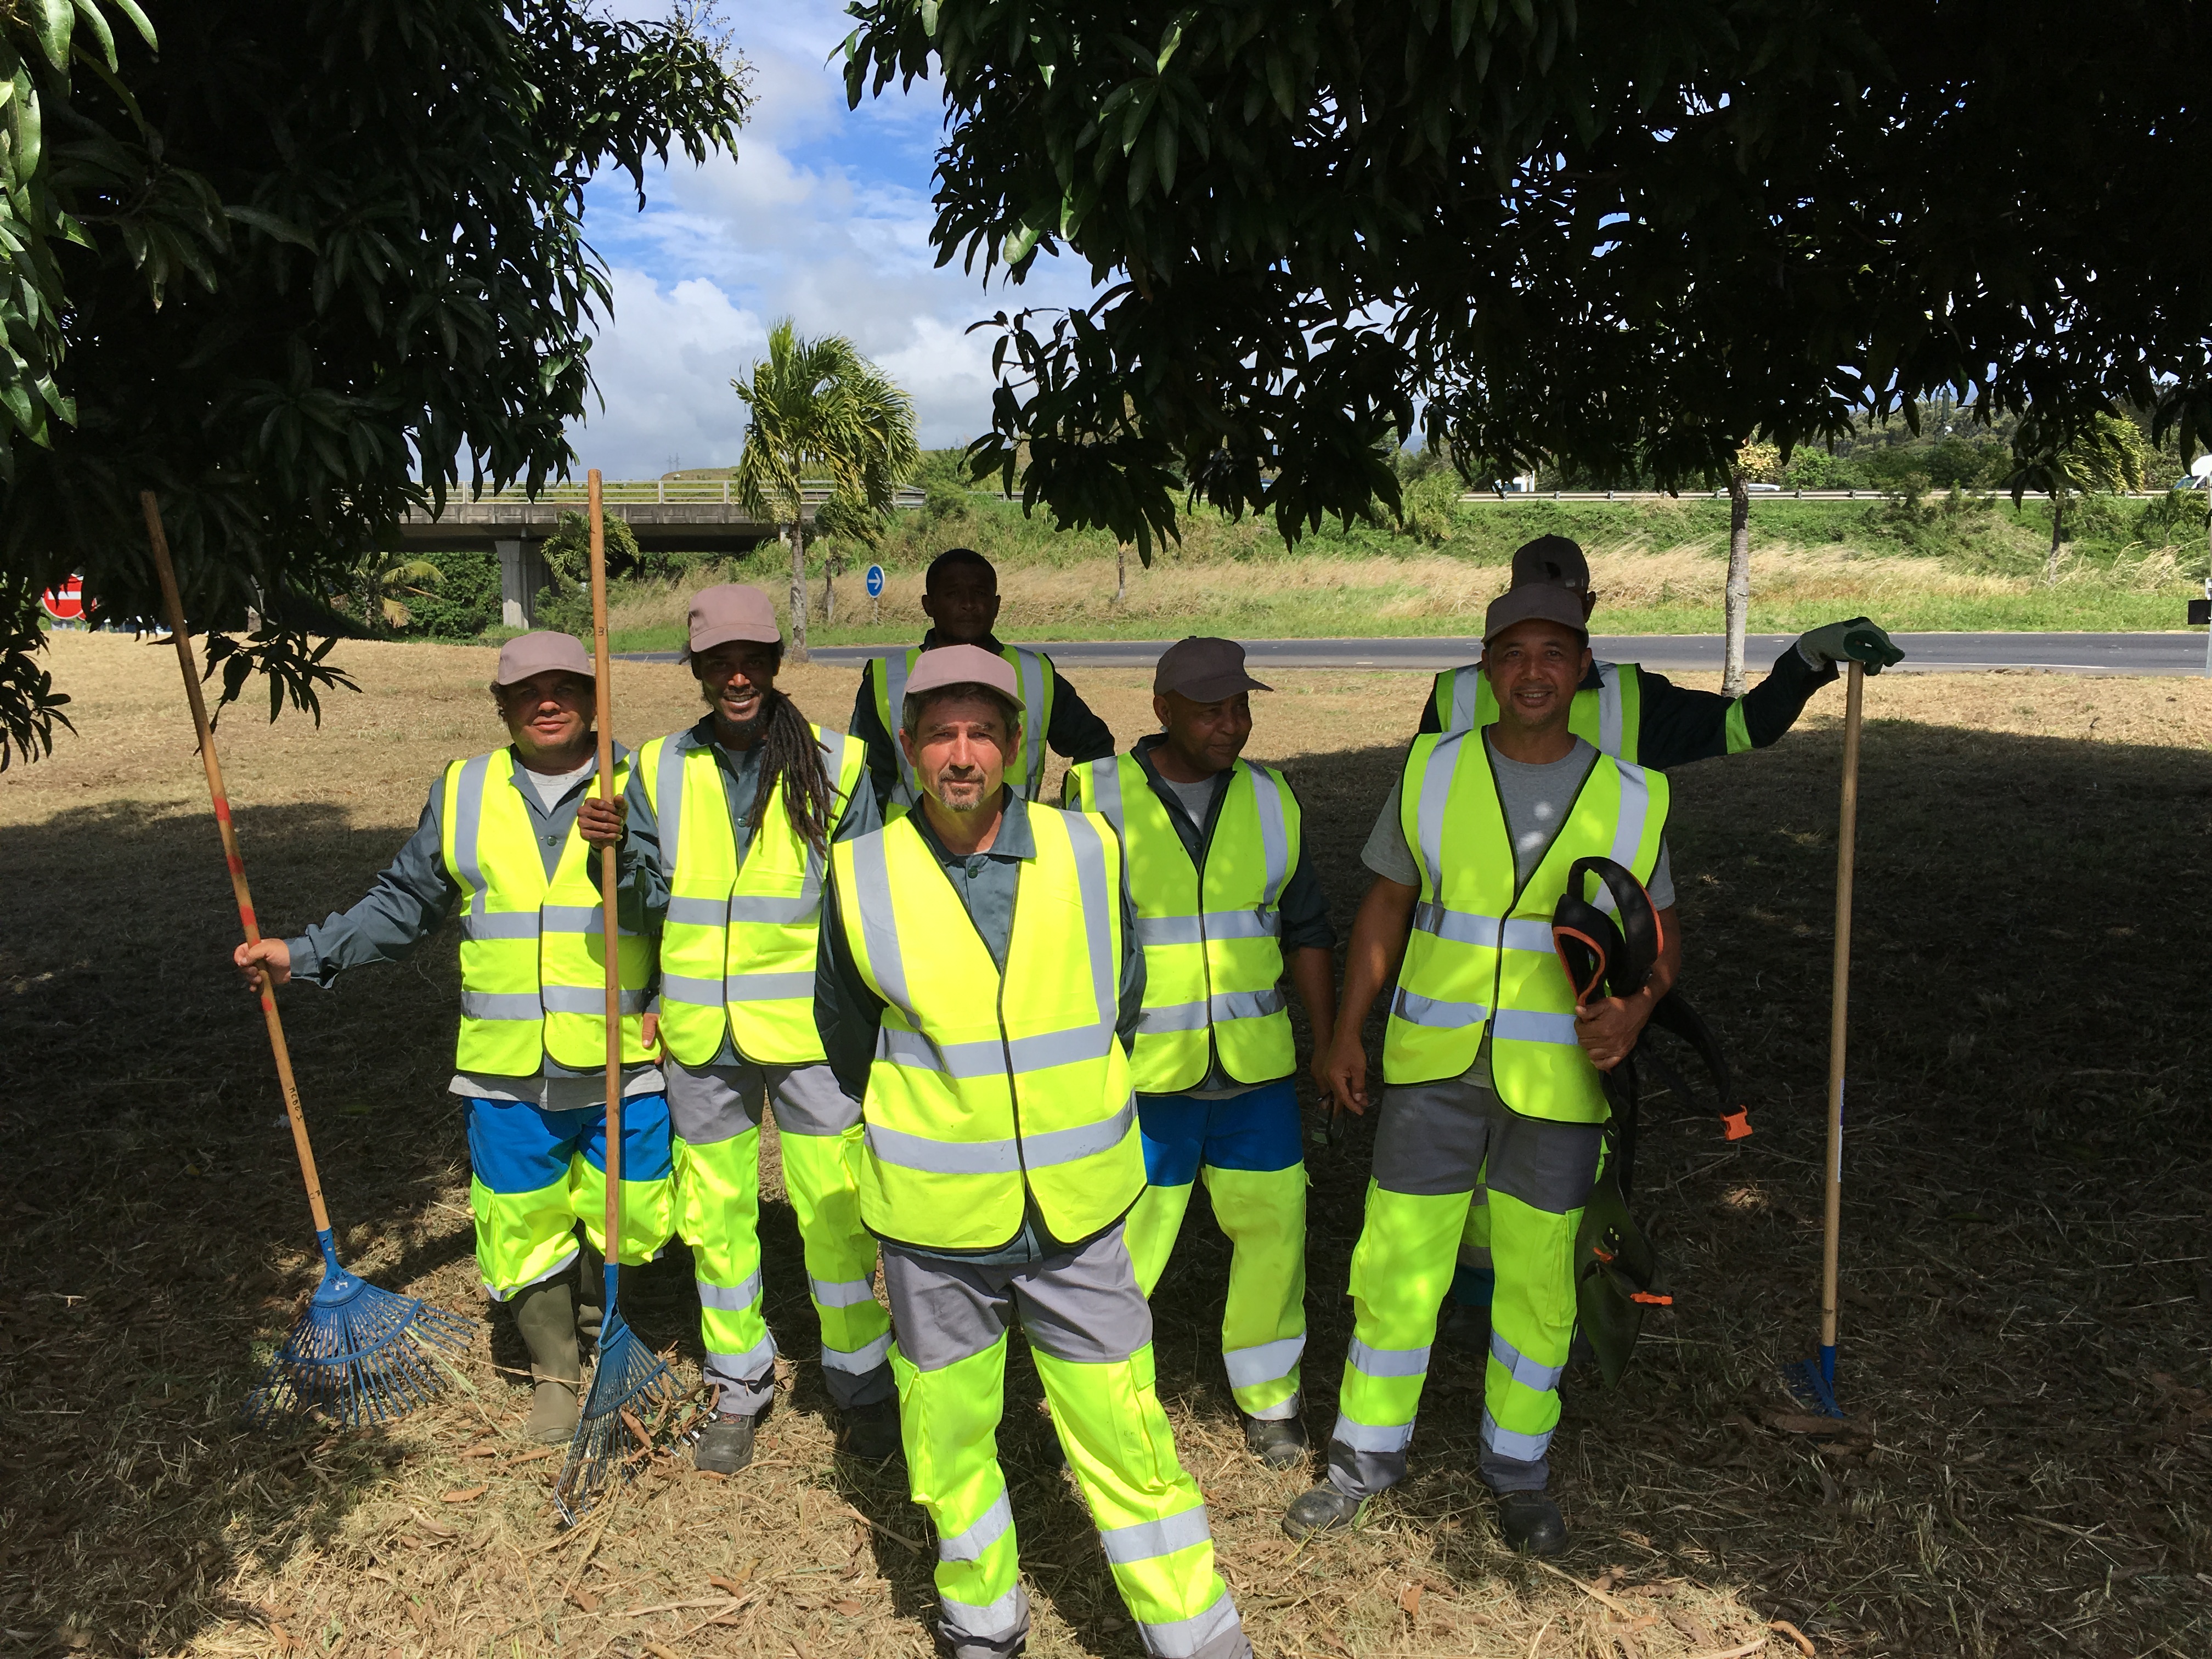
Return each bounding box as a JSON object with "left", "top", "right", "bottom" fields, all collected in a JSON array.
[{"left": 865, "top": 563, "right": 886, "bottom": 598}]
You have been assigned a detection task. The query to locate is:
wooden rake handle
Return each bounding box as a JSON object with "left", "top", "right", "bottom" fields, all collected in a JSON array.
[
  {"left": 588, "top": 471, "right": 625, "bottom": 1256},
  {"left": 1818, "top": 660, "right": 1864, "bottom": 1353},
  {"left": 141, "top": 492, "right": 333, "bottom": 1238}
]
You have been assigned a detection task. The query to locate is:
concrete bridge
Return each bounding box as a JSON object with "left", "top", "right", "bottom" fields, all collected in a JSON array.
[{"left": 397, "top": 480, "right": 929, "bottom": 626}]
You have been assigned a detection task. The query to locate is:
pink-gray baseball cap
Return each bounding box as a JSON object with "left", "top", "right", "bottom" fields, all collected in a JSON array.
[
  {"left": 1482, "top": 582, "right": 1591, "bottom": 645},
  {"left": 680, "top": 583, "right": 781, "bottom": 662},
  {"left": 902, "top": 642, "right": 1024, "bottom": 710},
  {"left": 493, "top": 630, "right": 594, "bottom": 686},
  {"left": 1154, "top": 636, "right": 1271, "bottom": 701}
]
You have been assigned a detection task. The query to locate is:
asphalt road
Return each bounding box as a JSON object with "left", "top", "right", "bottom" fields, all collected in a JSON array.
[{"left": 624, "top": 632, "right": 2210, "bottom": 676}]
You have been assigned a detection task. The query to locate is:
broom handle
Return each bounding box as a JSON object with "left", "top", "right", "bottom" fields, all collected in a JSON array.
[
  {"left": 1818, "top": 661, "right": 1864, "bottom": 1359},
  {"left": 588, "top": 471, "right": 623, "bottom": 1268},
  {"left": 142, "top": 491, "right": 334, "bottom": 1240}
]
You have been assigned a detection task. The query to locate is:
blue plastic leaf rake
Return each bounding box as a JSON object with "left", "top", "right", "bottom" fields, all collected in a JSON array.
[
  {"left": 146, "top": 492, "right": 473, "bottom": 1429},
  {"left": 1784, "top": 662, "right": 1864, "bottom": 1421},
  {"left": 555, "top": 471, "right": 685, "bottom": 1525}
]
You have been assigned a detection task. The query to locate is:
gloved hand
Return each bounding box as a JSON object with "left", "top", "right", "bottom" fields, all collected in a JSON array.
[{"left": 1798, "top": 616, "right": 1904, "bottom": 675}]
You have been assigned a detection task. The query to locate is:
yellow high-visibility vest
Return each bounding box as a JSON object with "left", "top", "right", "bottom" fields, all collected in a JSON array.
[
  {"left": 1383, "top": 731, "right": 1669, "bottom": 1121},
  {"left": 1430, "top": 661, "right": 1646, "bottom": 759},
  {"left": 830, "top": 806, "right": 1144, "bottom": 1251},
  {"left": 440, "top": 749, "right": 654, "bottom": 1075},
  {"left": 1066, "top": 752, "right": 1297, "bottom": 1093},
  {"left": 640, "top": 725, "right": 866, "bottom": 1068},
  {"left": 873, "top": 644, "right": 1057, "bottom": 816}
]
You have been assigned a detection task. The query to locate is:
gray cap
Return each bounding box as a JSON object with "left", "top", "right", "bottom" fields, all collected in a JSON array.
[
  {"left": 1154, "top": 636, "right": 1271, "bottom": 701},
  {"left": 494, "top": 630, "right": 593, "bottom": 687},
  {"left": 1482, "top": 582, "right": 1591, "bottom": 645},
  {"left": 905, "top": 642, "right": 1024, "bottom": 710},
  {"left": 680, "top": 583, "right": 781, "bottom": 663},
  {"left": 1511, "top": 534, "right": 1590, "bottom": 590}
]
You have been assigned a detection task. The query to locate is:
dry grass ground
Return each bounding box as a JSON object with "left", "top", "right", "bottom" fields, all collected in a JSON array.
[{"left": 5, "top": 632, "right": 2211, "bottom": 1658}]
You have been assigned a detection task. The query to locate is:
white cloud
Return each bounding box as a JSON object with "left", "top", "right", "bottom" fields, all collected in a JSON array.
[{"left": 563, "top": 0, "right": 1099, "bottom": 477}]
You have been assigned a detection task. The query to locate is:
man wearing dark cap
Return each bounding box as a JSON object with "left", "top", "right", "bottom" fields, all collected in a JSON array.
[
  {"left": 1423, "top": 534, "right": 1899, "bottom": 1339},
  {"left": 1284, "top": 586, "right": 1681, "bottom": 1558},
  {"left": 579, "top": 584, "right": 895, "bottom": 1474},
  {"left": 848, "top": 546, "right": 1115, "bottom": 816},
  {"left": 234, "top": 632, "right": 672, "bottom": 1444},
  {"left": 1064, "top": 637, "right": 1335, "bottom": 1469},
  {"left": 819, "top": 644, "right": 1251, "bottom": 1659}
]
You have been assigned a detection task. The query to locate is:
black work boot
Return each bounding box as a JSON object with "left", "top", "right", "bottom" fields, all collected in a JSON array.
[
  {"left": 839, "top": 1397, "right": 902, "bottom": 1461},
  {"left": 1243, "top": 1411, "right": 1309, "bottom": 1470},
  {"left": 510, "top": 1278, "right": 583, "bottom": 1444},
  {"left": 1496, "top": 1490, "right": 1568, "bottom": 1556},
  {"left": 1282, "top": 1483, "right": 1363, "bottom": 1541},
  {"left": 693, "top": 1409, "right": 759, "bottom": 1475}
]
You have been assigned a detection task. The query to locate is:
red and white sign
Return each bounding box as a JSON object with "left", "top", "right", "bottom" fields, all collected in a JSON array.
[{"left": 40, "top": 575, "right": 84, "bottom": 623}]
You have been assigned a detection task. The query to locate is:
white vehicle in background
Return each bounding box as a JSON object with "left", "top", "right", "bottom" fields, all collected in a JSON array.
[{"left": 2176, "top": 454, "right": 2212, "bottom": 490}]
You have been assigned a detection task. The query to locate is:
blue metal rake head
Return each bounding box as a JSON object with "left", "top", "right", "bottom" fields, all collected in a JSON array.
[
  {"left": 553, "top": 1266, "right": 681, "bottom": 1526},
  {"left": 1782, "top": 1345, "right": 1843, "bottom": 1418},
  {"left": 245, "top": 1229, "right": 475, "bottom": 1427}
]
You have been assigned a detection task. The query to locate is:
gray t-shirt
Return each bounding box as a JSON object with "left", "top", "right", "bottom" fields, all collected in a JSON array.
[
  {"left": 1361, "top": 734, "right": 1674, "bottom": 906},
  {"left": 1160, "top": 772, "right": 1220, "bottom": 829},
  {"left": 518, "top": 754, "right": 595, "bottom": 812}
]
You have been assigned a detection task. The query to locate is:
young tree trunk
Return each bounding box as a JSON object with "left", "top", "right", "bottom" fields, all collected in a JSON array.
[
  {"left": 787, "top": 518, "right": 810, "bottom": 662},
  {"left": 1114, "top": 541, "right": 1128, "bottom": 606},
  {"left": 2044, "top": 496, "right": 2065, "bottom": 585},
  {"left": 1722, "top": 469, "right": 1752, "bottom": 697},
  {"left": 822, "top": 555, "right": 837, "bottom": 627}
]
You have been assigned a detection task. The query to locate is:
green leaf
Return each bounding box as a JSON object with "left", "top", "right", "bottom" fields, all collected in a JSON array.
[
  {"left": 35, "top": 0, "right": 74, "bottom": 74},
  {"left": 224, "top": 206, "right": 318, "bottom": 250},
  {"left": 68, "top": 0, "right": 116, "bottom": 70}
]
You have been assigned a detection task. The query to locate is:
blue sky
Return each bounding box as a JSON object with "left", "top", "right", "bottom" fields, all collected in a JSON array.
[{"left": 566, "top": 2, "right": 1095, "bottom": 478}]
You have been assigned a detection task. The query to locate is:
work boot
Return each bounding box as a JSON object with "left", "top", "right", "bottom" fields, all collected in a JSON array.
[
  {"left": 510, "top": 1278, "right": 583, "bottom": 1444},
  {"left": 693, "top": 1409, "right": 760, "bottom": 1475},
  {"left": 1243, "top": 1411, "right": 1308, "bottom": 1470},
  {"left": 1282, "top": 1483, "right": 1363, "bottom": 1541},
  {"left": 1496, "top": 1491, "right": 1568, "bottom": 1556},
  {"left": 1437, "top": 1300, "right": 1491, "bottom": 1355},
  {"left": 839, "top": 1397, "right": 903, "bottom": 1462},
  {"left": 574, "top": 1240, "right": 605, "bottom": 1356}
]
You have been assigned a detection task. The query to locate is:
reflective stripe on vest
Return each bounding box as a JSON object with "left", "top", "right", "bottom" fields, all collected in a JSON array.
[
  {"left": 880, "top": 645, "right": 1057, "bottom": 813},
  {"left": 441, "top": 749, "right": 654, "bottom": 1074},
  {"left": 1381, "top": 730, "right": 1668, "bottom": 1119},
  {"left": 643, "top": 725, "right": 865, "bottom": 1067},
  {"left": 1070, "top": 752, "right": 1297, "bottom": 1093},
  {"left": 831, "top": 806, "right": 1145, "bottom": 1250},
  {"left": 1433, "top": 660, "right": 1643, "bottom": 760}
]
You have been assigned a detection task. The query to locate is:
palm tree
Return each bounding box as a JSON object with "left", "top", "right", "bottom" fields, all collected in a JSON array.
[
  {"left": 352, "top": 550, "right": 444, "bottom": 631},
  {"left": 733, "top": 320, "right": 919, "bottom": 659},
  {"left": 2006, "top": 413, "right": 2146, "bottom": 584}
]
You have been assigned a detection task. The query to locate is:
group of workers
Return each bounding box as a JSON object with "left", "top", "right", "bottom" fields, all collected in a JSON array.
[{"left": 235, "top": 538, "right": 1898, "bottom": 1659}]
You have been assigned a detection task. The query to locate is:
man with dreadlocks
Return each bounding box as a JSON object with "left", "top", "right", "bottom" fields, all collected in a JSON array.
[{"left": 580, "top": 584, "right": 895, "bottom": 1472}]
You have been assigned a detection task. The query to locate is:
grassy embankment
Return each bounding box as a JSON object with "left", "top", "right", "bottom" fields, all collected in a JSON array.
[{"left": 580, "top": 490, "right": 2210, "bottom": 653}]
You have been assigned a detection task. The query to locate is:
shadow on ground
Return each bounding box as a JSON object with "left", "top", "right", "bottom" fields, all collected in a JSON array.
[{"left": 6, "top": 707, "right": 2212, "bottom": 1655}]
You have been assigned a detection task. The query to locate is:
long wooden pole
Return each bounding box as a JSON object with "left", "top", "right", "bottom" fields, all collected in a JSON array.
[
  {"left": 588, "top": 471, "right": 623, "bottom": 1264},
  {"left": 1816, "top": 661, "right": 1865, "bottom": 1386},
  {"left": 141, "top": 491, "right": 332, "bottom": 1239}
]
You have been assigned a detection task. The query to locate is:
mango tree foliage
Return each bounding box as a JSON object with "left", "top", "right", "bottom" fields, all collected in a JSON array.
[
  {"left": 843, "top": 2, "right": 2212, "bottom": 558},
  {"left": 0, "top": 0, "right": 753, "bottom": 766}
]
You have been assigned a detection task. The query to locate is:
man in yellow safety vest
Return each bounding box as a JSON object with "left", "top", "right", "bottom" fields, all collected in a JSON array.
[
  {"left": 235, "top": 632, "right": 672, "bottom": 1444},
  {"left": 579, "top": 583, "right": 896, "bottom": 1474},
  {"left": 818, "top": 645, "right": 1251, "bottom": 1659},
  {"left": 1064, "top": 636, "right": 1336, "bottom": 1469},
  {"left": 1284, "top": 584, "right": 1682, "bottom": 1558},
  {"left": 1423, "top": 534, "right": 1898, "bottom": 1344},
  {"left": 848, "top": 547, "right": 1115, "bottom": 817}
]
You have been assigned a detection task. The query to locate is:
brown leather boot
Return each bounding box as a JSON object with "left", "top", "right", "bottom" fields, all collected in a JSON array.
[{"left": 511, "top": 1278, "right": 583, "bottom": 1443}]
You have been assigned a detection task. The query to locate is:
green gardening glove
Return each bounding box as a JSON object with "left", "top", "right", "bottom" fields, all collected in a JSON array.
[{"left": 1798, "top": 616, "right": 1904, "bottom": 675}]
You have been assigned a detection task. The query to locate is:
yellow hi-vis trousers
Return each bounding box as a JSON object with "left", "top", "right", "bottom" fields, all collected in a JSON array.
[
  {"left": 667, "top": 1060, "right": 893, "bottom": 1417},
  {"left": 463, "top": 1087, "right": 675, "bottom": 1299},
  {"left": 881, "top": 1225, "right": 1251, "bottom": 1659},
  {"left": 1124, "top": 1079, "right": 1307, "bottom": 1421},
  {"left": 1327, "top": 1075, "right": 1601, "bottom": 1498}
]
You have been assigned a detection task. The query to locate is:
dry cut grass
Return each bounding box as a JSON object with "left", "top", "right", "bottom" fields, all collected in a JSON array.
[{"left": 4, "top": 632, "right": 2211, "bottom": 1658}]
